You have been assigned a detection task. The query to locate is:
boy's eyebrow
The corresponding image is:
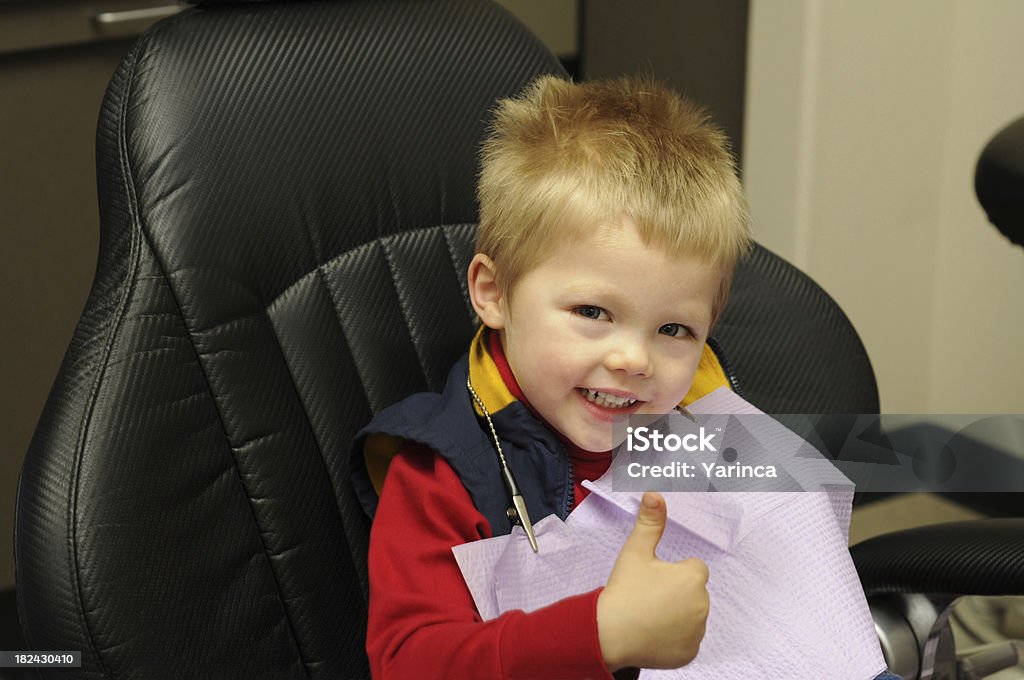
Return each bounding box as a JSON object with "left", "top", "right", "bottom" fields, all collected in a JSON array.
[{"left": 559, "top": 282, "right": 616, "bottom": 296}]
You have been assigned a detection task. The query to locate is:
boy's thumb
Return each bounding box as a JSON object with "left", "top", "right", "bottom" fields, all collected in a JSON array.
[{"left": 624, "top": 492, "right": 667, "bottom": 557}]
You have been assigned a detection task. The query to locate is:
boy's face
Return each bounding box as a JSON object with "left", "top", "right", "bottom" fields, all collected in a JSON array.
[{"left": 471, "top": 216, "right": 721, "bottom": 453}]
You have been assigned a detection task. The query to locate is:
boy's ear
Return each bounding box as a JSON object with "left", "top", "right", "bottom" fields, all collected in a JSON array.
[{"left": 467, "top": 253, "right": 506, "bottom": 329}]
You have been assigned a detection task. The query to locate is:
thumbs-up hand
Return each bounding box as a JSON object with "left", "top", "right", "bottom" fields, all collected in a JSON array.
[{"left": 596, "top": 492, "right": 710, "bottom": 672}]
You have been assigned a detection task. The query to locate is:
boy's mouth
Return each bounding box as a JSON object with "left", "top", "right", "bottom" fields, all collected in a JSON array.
[{"left": 577, "top": 388, "right": 638, "bottom": 409}]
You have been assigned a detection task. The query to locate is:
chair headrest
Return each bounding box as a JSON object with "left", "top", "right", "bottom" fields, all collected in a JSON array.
[{"left": 187, "top": 0, "right": 275, "bottom": 4}]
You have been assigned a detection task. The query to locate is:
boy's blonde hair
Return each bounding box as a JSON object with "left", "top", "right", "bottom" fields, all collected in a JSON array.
[{"left": 476, "top": 75, "right": 752, "bottom": 326}]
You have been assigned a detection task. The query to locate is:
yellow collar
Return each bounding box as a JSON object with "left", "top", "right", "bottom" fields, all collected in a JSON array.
[{"left": 467, "top": 326, "right": 517, "bottom": 416}]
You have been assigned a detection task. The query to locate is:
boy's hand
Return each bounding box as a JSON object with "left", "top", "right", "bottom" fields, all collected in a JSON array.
[{"left": 596, "top": 492, "right": 710, "bottom": 672}]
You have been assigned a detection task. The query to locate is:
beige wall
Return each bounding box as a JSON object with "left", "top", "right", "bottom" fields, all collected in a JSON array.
[{"left": 745, "top": 0, "right": 1024, "bottom": 413}]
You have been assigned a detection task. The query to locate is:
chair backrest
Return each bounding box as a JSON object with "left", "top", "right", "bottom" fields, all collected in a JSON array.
[
  {"left": 715, "top": 244, "right": 879, "bottom": 415},
  {"left": 15, "top": 1, "right": 878, "bottom": 677}
]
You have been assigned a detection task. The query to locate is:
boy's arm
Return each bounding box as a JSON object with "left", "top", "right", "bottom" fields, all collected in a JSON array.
[{"left": 368, "top": 443, "right": 615, "bottom": 680}]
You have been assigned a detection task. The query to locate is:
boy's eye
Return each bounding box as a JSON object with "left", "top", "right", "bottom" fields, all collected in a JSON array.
[
  {"left": 659, "top": 323, "right": 691, "bottom": 338},
  {"left": 573, "top": 305, "right": 607, "bottom": 320}
]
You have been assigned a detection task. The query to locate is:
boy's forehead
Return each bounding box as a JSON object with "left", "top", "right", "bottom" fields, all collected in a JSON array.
[
  {"left": 529, "top": 218, "right": 719, "bottom": 273},
  {"left": 513, "top": 230, "right": 722, "bottom": 296}
]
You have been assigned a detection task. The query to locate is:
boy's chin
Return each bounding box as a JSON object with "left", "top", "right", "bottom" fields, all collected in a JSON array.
[
  {"left": 566, "top": 417, "right": 643, "bottom": 452},
  {"left": 570, "top": 431, "right": 622, "bottom": 454}
]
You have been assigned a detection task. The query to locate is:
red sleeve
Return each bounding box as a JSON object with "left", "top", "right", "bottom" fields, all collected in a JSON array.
[{"left": 367, "top": 443, "right": 614, "bottom": 680}]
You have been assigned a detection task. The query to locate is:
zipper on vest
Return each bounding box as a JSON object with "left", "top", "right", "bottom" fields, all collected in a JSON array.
[
  {"left": 707, "top": 336, "right": 745, "bottom": 400},
  {"left": 564, "top": 451, "right": 575, "bottom": 519}
]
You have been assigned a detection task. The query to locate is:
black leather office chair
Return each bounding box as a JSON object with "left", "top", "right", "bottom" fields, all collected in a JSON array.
[{"left": 14, "top": 1, "right": 1024, "bottom": 678}]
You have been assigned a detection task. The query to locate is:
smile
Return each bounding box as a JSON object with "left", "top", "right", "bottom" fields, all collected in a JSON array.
[{"left": 578, "top": 388, "right": 638, "bottom": 409}]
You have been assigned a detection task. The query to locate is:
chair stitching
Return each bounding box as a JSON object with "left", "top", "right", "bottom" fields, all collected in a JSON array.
[
  {"left": 110, "top": 42, "right": 315, "bottom": 680},
  {"left": 267, "top": 199, "right": 374, "bottom": 605},
  {"left": 379, "top": 227, "right": 441, "bottom": 386},
  {"left": 265, "top": 265, "right": 373, "bottom": 597},
  {"left": 147, "top": 284, "right": 316, "bottom": 676},
  {"left": 63, "top": 37, "right": 149, "bottom": 680},
  {"left": 440, "top": 222, "right": 478, "bottom": 323}
]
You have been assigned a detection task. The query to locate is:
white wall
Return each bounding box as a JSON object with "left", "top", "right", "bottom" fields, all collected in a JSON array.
[{"left": 745, "top": 0, "right": 1024, "bottom": 413}]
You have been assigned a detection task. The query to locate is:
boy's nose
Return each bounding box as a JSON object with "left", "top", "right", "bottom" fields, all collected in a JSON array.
[{"left": 604, "top": 336, "right": 651, "bottom": 376}]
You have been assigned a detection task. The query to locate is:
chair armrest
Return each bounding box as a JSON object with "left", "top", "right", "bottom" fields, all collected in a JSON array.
[
  {"left": 851, "top": 518, "right": 1024, "bottom": 596},
  {"left": 975, "top": 114, "right": 1024, "bottom": 246}
]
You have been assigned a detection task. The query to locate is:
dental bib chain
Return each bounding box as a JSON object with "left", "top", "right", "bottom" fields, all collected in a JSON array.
[{"left": 466, "top": 377, "right": 539, "bottom": 553}]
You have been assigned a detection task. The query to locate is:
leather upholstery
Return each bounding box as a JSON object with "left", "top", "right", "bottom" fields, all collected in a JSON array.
[
  {"left": 853, "top": 519, "right": 1024, "bottom": 596},
  {"left": 16, "top": 1, "right": 882, "bottom": 678},
  {"left": 714, "top": 244, "right": 879, "bottom": 414}
]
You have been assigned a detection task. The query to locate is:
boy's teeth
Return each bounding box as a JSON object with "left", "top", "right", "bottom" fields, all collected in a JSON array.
[{"left": 581, "top": 388, "right": 637, "bottom": 409}]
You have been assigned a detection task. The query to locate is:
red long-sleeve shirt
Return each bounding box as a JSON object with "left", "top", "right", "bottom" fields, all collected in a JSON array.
[{"left": 366, "top": 333, "right": 626, "bottom": 680}]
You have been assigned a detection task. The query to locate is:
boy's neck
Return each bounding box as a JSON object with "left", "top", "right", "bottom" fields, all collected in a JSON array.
[{"left": 485, "top": 328, "right": 610, "bottom": 460}]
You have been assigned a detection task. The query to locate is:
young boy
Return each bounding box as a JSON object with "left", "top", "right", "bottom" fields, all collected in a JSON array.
[{"left": 354, "top": 75, "right": 765, "bottom": 678}]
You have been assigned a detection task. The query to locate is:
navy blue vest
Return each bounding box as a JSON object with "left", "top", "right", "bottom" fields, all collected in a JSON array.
[{"left": 352, "top": 355, "right": 574, "bottom": 536}]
